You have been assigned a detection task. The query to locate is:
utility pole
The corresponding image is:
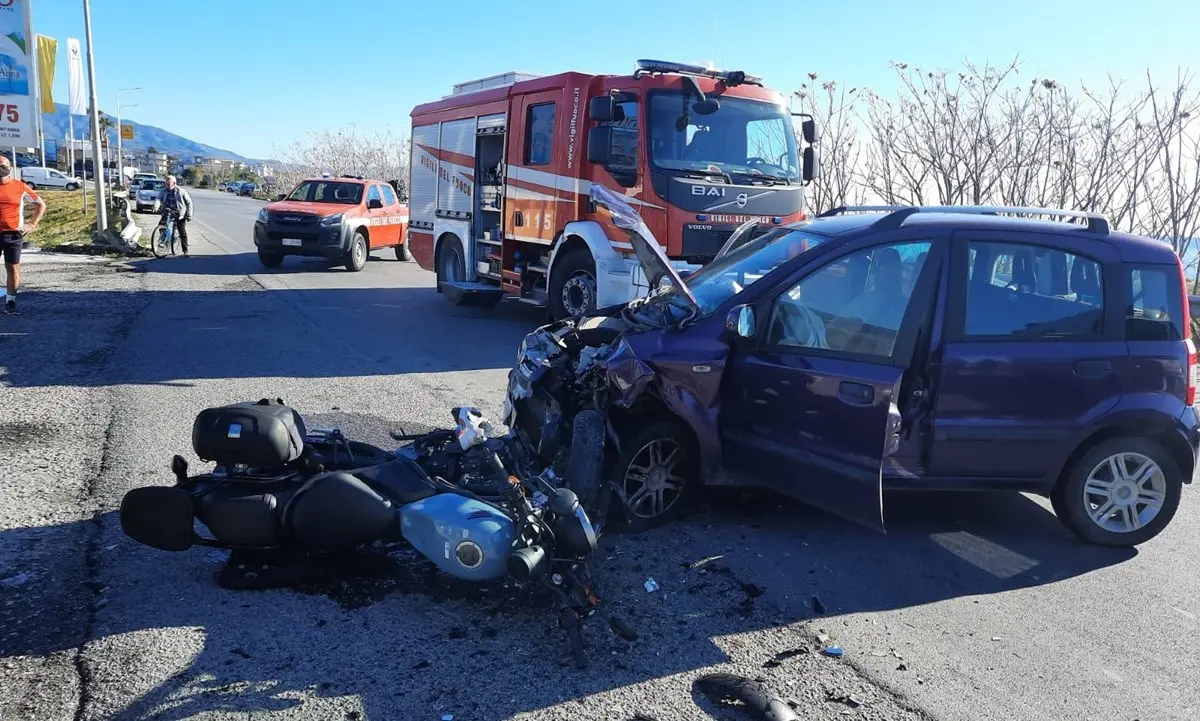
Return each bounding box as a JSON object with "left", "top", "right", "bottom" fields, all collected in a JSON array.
[{"left": 82, "top": 0, "right": 107, "bottom": 232}]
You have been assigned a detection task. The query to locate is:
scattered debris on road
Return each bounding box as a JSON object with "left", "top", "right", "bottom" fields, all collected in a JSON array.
[
  {"left": 822, "top": 645, "right": 845, "bottom": 658},
  {"left": 644, "top": 577, "right": 660, "bottom": 593},
  {"left": 827, "top": 691, "right": 864, "bottom": 708},
  {"left": 694, "top": 672, "right": 799, "bottom": 721}
]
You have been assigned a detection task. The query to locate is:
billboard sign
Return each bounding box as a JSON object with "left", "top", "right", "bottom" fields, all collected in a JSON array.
[{"left": 0, "top": 0, "right": 36, "bottom": 147}]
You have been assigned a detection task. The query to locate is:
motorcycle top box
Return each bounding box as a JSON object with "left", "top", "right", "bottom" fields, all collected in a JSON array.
[{"left": 192, "top": 398, "right": 307, "bottom": 468}]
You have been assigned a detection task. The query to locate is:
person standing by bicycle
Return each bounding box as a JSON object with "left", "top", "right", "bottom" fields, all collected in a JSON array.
[
  {"left": 0, "top": 156, "right": 46, "bottom": 314},
  {"left": 160, "top": 175, "right": 194, "bottom": 257}
]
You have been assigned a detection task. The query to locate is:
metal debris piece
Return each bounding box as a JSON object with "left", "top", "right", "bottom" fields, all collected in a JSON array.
[
  {"left": 822, "top": 645, "right": 844, "bottom": 658},
  {"left": 644, "top": 577, "right": 660, "bottom": 593}
]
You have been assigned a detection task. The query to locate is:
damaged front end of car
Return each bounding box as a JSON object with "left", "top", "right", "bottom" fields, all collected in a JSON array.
[{"left": 503, "top": 185, "right": 706, "bottom": 526}]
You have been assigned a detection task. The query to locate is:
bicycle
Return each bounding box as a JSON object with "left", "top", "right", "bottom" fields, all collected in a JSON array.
[{"left": 150, "top": 208, "right": 181, "bottom": 258}]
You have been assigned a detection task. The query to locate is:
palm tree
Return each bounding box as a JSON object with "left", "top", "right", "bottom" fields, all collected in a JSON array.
[{"left": 97, "top": 113, "right": 116, "bottom": 148}]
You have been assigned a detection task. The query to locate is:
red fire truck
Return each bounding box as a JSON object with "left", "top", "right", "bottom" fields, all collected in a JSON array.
[{"left": 407, "top": 59, "right": 819, "bottom": 321}]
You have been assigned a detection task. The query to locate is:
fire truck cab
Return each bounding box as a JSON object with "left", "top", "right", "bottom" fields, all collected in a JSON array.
[{"left": 407, "top": 59, "right": 819, "bottom": 321}]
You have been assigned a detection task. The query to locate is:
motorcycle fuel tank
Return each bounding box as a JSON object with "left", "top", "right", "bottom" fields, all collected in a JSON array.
[{"left": 399, "top": 494, "right": 515, "bottom": 581}]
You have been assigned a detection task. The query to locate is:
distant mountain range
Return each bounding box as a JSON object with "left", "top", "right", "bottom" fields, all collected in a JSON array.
[{"left": 40, "top": 103, "right": 258, "bottom": 163}]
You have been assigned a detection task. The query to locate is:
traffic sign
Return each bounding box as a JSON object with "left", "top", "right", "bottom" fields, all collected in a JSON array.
[{"left": 120, "top": 124, "right": 134, "bottom": 140}]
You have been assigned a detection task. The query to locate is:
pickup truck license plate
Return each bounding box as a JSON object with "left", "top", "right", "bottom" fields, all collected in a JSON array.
[{"left": 282, "top": 238, "right": 302, "bottom": 247}]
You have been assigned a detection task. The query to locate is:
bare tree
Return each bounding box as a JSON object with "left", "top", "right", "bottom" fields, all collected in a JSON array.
[
  {"left": 800, "top": 58, "right": 1200, "bottom": 267},
  {"left": 271, "top": 124, "right": 411, "bottom": 197}
]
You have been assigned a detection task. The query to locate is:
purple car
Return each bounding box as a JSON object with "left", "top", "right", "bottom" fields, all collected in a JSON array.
[{"left": 504, "top": 187, "right": 1199, "bottom": 547}]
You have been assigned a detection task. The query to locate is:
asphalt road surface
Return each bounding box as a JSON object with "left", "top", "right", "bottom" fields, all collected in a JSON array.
[{"left": 1, "top": 188, "right": 1197, "bottom": 721}]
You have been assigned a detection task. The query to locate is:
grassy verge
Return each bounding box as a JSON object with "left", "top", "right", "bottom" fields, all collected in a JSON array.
[{"left": 29, "top": 189, "right": 97, "bottom": 249}]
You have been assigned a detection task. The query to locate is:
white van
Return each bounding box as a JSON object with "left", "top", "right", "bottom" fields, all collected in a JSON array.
[{"left": 21, "top": 166, "right": 83, "bottom": 191}]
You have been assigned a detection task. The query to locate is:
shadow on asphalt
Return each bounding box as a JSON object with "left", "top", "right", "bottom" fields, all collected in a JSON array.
[
  {"left": 0, "top": 281, "right": 548, "bottom": 388},
  {"left": 125, "top": 251, "right": 422, "bottom": 277},
  {"left": 0, "top": 484, "right": 1134, "bottom": 720}
]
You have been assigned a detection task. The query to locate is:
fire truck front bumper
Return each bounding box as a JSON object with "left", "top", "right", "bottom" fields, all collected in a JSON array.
[{"left": 254, "top": 219, "right": 348, "bottom": 258}]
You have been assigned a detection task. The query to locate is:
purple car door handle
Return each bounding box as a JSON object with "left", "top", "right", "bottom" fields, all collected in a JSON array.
[
  {"left": 1073, "top": 359, "right": 1112, "bottom": 378},
  {"left": 838, "top": 381, "right": 874, "bottom": 404}
]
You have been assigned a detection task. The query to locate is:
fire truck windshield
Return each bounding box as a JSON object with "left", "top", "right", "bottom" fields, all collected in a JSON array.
[{"left": 648, "top": 93, "right": 800, "bottom": 184}]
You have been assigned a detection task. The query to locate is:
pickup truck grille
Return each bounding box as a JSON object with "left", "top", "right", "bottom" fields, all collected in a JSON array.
[{"left": 269, "top": 212, "right": 320, "bottom": 226}]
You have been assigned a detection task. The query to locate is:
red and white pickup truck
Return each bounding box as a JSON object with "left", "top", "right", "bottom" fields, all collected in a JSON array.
[{"left": 252, "top": 175, "right": 410, "bottom": 272}]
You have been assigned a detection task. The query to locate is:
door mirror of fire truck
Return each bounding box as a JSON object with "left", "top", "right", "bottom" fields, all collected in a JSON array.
[
  {"left": 368, "top": 198, "right": 384, "bottom": 210},
  {"left": 803, "top": 146, "right": 820, "bottom": 183},
  {"left": 792, "top": 113, "right": 820, "bottom": 145},
  {"left": 589, "top": 96, "right": 624, "bottom": 123},
  {"left": 588, "top": 126, "right": 613, "bottom": 165}
]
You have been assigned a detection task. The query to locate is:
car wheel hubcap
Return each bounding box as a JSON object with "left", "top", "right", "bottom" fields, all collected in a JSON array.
[
  {"left": 562, "top": 271, "right": 596, "bottom": 317},
  {"left": 1083, "top": 452, "right": 1167, "bottom": 533},
  {"left": 621, "top": 439, "right": 686, "bottom": 519}
]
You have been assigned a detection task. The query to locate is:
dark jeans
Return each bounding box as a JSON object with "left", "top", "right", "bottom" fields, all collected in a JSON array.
[{"left": 176, "top": 219, "right": 189, "bottom": 252}]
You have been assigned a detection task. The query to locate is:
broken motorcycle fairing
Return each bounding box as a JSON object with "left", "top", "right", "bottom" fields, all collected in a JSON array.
[{"left": 119, "top": 398, "right": 611, "bottom": 668}]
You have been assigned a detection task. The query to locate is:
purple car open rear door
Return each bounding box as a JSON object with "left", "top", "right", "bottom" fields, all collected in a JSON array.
[{"left": 721, "top": 355, "right": 901, "bottom": 531}]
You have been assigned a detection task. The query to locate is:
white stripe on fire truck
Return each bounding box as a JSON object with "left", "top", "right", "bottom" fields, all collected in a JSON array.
[{"left": 504, "top": 166, "right": 665, "bottom": 210}]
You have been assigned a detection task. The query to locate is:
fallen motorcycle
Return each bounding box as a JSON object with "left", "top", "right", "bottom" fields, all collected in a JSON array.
[{"left": 119, "top": 397, "right": 623, "bottom": 667}]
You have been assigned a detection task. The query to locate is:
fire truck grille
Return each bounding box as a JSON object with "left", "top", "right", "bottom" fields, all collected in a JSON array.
[{"left": 680, "top": 224, "right": 774, "bottom": 264}]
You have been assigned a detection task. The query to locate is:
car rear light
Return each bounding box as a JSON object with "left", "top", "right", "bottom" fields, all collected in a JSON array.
[
  {"left": 1187, "top": 338, "right": 1199, "bottom": 407},
  {"left": 1178, "top": 254, "right": 1192, "bottom": 340},
  {"left": 1175, "top": 256, "right": 1197, "bottom": 406}
]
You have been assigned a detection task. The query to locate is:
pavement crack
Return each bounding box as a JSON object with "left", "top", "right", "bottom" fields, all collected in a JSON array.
[
  {"left": 71, "top": 404, "right": 117, "bottom": 721},
  {"left": 71, "top": 275, "right": 150, "bottom": 721}
]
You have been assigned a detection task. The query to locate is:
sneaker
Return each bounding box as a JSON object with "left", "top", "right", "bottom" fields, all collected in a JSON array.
[{"left": 4, "top": 299, "right": 15, "bottom": 314}]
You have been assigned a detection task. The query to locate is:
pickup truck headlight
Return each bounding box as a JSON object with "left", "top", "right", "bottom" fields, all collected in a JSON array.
[
  {"left": 256, "top": 208, "right": 268, "bottom": 223},
  {"left": 320, "top": 213, "right": 344, "bottom": 226}
]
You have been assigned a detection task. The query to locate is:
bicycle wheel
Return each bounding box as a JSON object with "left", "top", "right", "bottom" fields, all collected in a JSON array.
[{"left": 151, "top": 225, "right": 172, "bottom": 258}]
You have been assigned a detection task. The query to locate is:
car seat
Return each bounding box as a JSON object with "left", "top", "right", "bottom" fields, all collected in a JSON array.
[{"left": 1070, "top": 259, "right": 1102, "bottom": 306}]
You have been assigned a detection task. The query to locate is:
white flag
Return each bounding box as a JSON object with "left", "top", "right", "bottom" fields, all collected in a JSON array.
[{"left": 66, "top": 37, "right": 85, "bottom": 116}]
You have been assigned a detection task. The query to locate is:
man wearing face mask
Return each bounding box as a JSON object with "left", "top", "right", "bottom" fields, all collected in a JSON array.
[{"left": 0, "top": 156, "right": 46, "bottom": 315}]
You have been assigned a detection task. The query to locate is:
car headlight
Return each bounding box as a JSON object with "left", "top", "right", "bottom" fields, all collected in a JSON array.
[
  {"left": 320, "top": 213, "right": 344, "bottom": 226},
  {"left": 256, "top": 208, "right": 268, "bottom": 223}
]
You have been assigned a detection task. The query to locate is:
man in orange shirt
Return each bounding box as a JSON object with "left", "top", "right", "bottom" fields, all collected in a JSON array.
[{"left": 0, "top": 155, "right": 46, "bottom": 314}]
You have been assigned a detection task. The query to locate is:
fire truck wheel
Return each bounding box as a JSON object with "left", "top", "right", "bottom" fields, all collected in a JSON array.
[
  {"left": 549, "top": 248, "right": 597, "bottom": 321},
  {"left": 345, "top": 232, "right": 369, "bottom": 272},
  {"left": 437, "top": 236, "right": 466, "bottom": 294},
  {"left": 395, "top": 243, "right": 411, "bottom": 262}
]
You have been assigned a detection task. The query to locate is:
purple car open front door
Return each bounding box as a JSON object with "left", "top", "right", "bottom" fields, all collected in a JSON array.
[{"left": 719, "top": 237, "right": 944, "bottom": 532}]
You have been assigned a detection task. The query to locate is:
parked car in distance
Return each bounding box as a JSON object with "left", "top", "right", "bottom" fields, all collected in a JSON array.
[
  {"left": 20, "top": 166, "right": 83, "bottom": 190},
  {"left": 227, "top": 181, "right": 242, "bottom": 194},
  {"left": 515, "top": 199, "right": 1199, "bottom": 548},
  {"left": 135, "top": 179, "right": 167, "bottom": 213},
  {"left": 253, "top": 176, "right": 410, "bottom": 271},
  {"left": 217, "top": 183, "right": 227, "bottom": 192},
  {"left": 238, "top": 182, "right": 256, "bottom": 197}
]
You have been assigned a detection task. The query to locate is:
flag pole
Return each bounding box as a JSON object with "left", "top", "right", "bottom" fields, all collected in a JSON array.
[{"left": 82, "top": 0, "right": 107, "bottom": 232}]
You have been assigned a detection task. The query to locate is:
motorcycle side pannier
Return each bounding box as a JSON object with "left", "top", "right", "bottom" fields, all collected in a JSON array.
[{"left": 192, "top": 398, "right": 307, "bottom": 468}]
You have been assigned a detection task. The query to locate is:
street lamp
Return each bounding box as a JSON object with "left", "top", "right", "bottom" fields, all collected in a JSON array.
[{"left": 116, "top": 86, "right": 141, "bottom": 186}]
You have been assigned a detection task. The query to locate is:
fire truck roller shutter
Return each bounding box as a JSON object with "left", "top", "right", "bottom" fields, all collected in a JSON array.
[{"left": 551, "top": 219, "right": 641, "bottom": 313}]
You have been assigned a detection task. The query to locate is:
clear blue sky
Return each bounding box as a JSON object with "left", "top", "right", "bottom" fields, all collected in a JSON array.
[{"left": 34, "top": 0, "right": 1198, "bottom": 160}]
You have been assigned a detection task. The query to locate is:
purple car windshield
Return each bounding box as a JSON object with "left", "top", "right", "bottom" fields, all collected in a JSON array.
[{"left": 684, "top": 227, "right": 830, "bottom": 315}]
